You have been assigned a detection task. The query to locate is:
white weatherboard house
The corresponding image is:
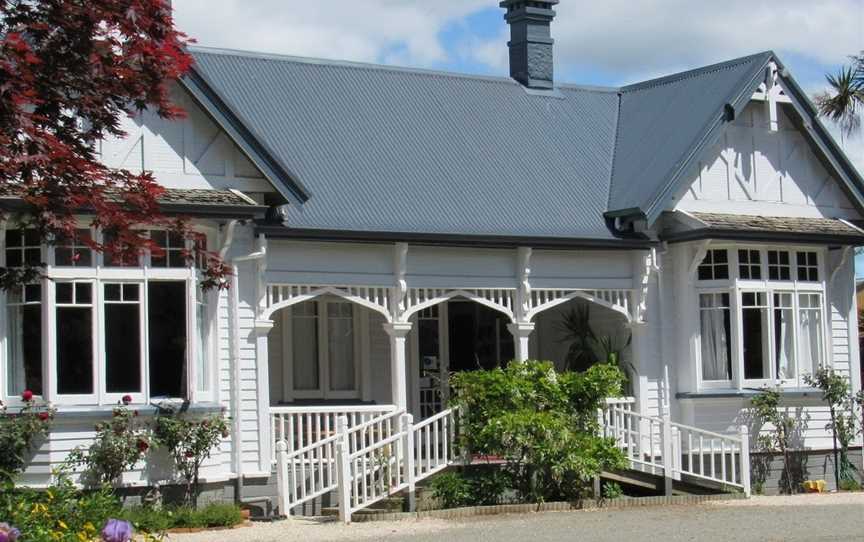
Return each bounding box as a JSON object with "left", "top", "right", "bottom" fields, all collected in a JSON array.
[{"left": 3, "top": 0, "right": 863, "bottom": 516}]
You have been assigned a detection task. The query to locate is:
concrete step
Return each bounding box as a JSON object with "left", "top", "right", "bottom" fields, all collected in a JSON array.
[{"left": 321, "top": 495, "right": 407, "bottom": 517}]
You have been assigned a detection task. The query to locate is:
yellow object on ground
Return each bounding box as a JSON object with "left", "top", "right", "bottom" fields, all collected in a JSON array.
[{"left": 802, "top": 480, "right": 827, "bottom": 493}]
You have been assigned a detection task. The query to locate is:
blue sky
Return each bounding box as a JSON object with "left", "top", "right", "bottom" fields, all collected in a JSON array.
[{"left": 174, "top": 0, "right": 864, "bottom": 275}]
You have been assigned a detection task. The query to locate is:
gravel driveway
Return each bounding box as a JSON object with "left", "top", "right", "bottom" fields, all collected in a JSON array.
[{"left": 170, "top": 493, "right": 864, "bottom": 542}]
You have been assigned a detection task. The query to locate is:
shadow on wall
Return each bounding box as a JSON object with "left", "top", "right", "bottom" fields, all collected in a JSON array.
[{"left": 741, "top": 404, "right": 811, "bottom": 494}]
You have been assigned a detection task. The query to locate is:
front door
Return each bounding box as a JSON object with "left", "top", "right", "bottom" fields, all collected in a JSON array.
[
  {"left": 411, "top": 300, "right": 514, "bottom": 418},
  {"left": 448, "top": 300, "right": 514, "bottom": 372}
]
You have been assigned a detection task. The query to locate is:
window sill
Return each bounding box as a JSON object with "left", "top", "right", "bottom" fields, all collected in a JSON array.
[
  {"left": 4, "top": 402, "right": 224, "bottom": 418},
  {"left": 677, "top": 387, "right": 823, "bottom": 400}
]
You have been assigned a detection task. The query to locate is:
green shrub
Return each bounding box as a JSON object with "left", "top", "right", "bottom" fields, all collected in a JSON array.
[
  {"left": 193, "top": 503, "right": 244, "bottom": 528},
  {"left": 120, "top": 505, "right": 174, "bottom": 533},
  {"left": 450, "top": 360, "right": 627, "bottom": 504},
  {"left": 602, "top": 481, "right": 623, "bottom": 500},
  {"left": 121, "top": 503, "right": 243, "bottom": 531},
  {"left": 429, "top": 472, "right": 472, "bottom": 509},
  {"left": 0, "top": 473, "right": 121, "bottom": 542},
  {"left": 839, "top": 478, "right": 861, "bottom": 492}
]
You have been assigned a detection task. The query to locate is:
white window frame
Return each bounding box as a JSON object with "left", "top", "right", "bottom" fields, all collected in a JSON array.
[
  {"left": 283, "top": 297, "right": 362, "bottom": 401},
  {"left": 100, "top": 281, "right": 146, "bottom": 405},
  {"left": 696, "top": 289, "right": 736, "bottom": 389},
  {"left": 695, "top": 244, "right": 829, "bottom": 391},
  {"left": 52, "top": 280, "right": 98, "bottom": 405},
  {"left": 0, "top": 222, "right": 219, "bottom": 407},
  {"left": 2, "top": 283, "right": 45, "bottom": 405}
]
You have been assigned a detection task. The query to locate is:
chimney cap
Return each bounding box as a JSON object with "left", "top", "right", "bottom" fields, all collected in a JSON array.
[
  {"left": 500, "top": 0, "right": 559, "bottom": 90},
  {"left": 499, "top": 0, "right": 560, "bottom": 13}
]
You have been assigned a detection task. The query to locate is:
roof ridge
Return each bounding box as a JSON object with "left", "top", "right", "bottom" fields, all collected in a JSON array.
[
  {"left": 189, "top": 45, "right": 523, "bottom": 87},
  {"left": 607, "top": 91, "right": 624, "bottom": 211},
  {"left": 620, "top": 51, "right": 774, "bottom": 93}
]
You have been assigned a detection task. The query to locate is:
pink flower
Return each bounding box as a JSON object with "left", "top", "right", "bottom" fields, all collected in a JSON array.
[
  {"left": 21, "top": 390, "right": 33, "bottom": 402},
  {"left": 38, "top": 412, "right": 50, "bottom": 422},
  {"left": 121, "top": 395, "right": 132, "bottom": 405}
]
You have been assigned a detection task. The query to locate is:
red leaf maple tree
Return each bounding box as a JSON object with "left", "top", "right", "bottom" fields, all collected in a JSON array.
[{"left": 0, "top": 0, "right": 230, "bottom": 288}]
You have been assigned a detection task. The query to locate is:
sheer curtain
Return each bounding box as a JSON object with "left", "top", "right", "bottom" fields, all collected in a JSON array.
[
  {"left": 798, "top": 294, "right": 823, "bottom": 378},
  {"left": 700, "top": 295, "right": 731, "bottom": 381},
  {"left": 292, "top": 302, "right": 319, "bottom": 390},
  {"left": 327, "top": 303, "right": 355, "bottom": 392},
  {"left": 6, "top": 305, "right": 26, "bottom": 395},
  {"left": 774, "top": 294, "right": 795, "bottom": 380}
]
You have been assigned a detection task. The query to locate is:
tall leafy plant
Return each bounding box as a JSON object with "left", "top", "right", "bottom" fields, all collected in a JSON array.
[
  {"left": 805, "top": 368, "right": 860, "bottom": 489},
  {"left": 558, "top": 304, "right": 633, "bottom": 379},
  {"left": 450, "top": 360, "right": 626, "bottom": 503},
  {"left": 67, "top": 397, "right": 151, "bottom": 488},
  {"left": 750, "top": 388, "right": 806, "bottom": 494},
  {"left": 152, "top": 407, "right": 229, "bottom": 508}
]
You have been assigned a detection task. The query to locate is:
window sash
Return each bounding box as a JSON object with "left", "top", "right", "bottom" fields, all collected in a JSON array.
[
  {"left": 102, "top": 283, "right": 145, "bottom": 401},
  {"left": 697, "top": 283, "right": 827, "bottom": 390}
]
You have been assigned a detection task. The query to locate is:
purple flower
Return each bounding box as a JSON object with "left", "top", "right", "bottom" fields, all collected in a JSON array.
[
  {"left": 0, "top": 523, "right": 21, "bottom": 542},
  {"left": 101, "top": 519, "right": 133, "bottom": 542}
]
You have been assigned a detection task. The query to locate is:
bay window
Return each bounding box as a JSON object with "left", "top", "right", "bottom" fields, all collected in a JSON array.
[
  {"left": 696, "top": 246, "right": 828, "bottom": 389},
  {"left": 1, "top": 226, "right": 216, "bottom": 406}
]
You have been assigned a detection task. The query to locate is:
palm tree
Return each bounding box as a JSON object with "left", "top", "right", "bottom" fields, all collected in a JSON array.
[{"left": 814, "top": 64, "right": 864, "bottom": 143}]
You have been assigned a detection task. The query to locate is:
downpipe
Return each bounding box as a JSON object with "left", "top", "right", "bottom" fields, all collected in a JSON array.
[{"left": 220, "top": 221, "right": 267, "bottom": 505}]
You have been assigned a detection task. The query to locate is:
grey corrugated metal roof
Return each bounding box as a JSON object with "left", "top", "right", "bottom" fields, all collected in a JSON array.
[
  {"left": 186, "top": 47, "right": 862, "bottom": 242},
  {"left": 608, "top": 52, "right": 772, "bottom": 221},
  {"left": 189, "top": 48, "right": 622, "bottom": 240}
]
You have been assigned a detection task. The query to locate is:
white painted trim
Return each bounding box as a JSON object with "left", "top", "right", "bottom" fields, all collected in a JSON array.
[
  {"left": 402, "top": 288, "right": 516, "bottom": 322},
  {"left": 526, "top": 289, "right": 634, "bottom": 323},
  {"left": 264, "top": 284, "right": 392, "bottom": 322}
]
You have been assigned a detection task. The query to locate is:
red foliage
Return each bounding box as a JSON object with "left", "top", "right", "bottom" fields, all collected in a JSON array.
[{"left": 0, "top": 0, "right": 229, "bottom": 289}]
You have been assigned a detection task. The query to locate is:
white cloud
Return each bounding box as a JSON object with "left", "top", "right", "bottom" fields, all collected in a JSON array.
[
  {"left": 173, "top": 0, "right": 490, "bottom": 65},
  {"left": 548, "top": 0, "right": 864, "bottom": 84}
]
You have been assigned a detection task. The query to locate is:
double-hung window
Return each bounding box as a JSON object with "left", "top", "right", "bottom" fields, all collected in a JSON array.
[{"left": 695, "top": 246, "right": 827, "bottom": 389}]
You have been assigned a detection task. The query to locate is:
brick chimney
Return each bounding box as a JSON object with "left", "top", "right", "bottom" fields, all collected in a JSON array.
[{"left": 499, "top": 1, "right": 559, "bottom": 90}]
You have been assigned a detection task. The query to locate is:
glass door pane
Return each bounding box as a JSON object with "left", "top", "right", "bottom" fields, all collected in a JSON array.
[
  {"left": 742, "top": 291, "right": 770, "bottom": 380},
  {"left": 292, "top": 302, "right": 320, "bottom": 391},
  {"left": 327, "top": 302, "right": 355, "bottom": 392}
]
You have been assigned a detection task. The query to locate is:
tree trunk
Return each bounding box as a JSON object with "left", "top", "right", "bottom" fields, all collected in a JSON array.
[{"left": 829, "top": 406, "right": 840, "bottom": 490}]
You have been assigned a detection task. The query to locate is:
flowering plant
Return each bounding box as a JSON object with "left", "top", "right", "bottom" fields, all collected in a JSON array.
[
  {"left": 153, "top": 407, "right": 229, "bottom": 507},
  {"left": 0, "top": 391, "right": 55, "bottom": 483},
  {"left": 0, "top": 522, "right": 20, "bottom": 542},
  {"left": 101, "top": 519, "right": 133, "bottom": 542},
  {"left": 67, "top": 401, "right": 151, "bottom": 487}
]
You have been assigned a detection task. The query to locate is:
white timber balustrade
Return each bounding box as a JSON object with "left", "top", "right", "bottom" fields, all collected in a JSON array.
[
  {"left": 270, "top": 405, "right": 398, "bottom": 462},
  {"left": 599, "top": 399, "right": 750, "bottom": 496},
  {"left": 275, "top": 406, "right": 462, "bottom": 522}
]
